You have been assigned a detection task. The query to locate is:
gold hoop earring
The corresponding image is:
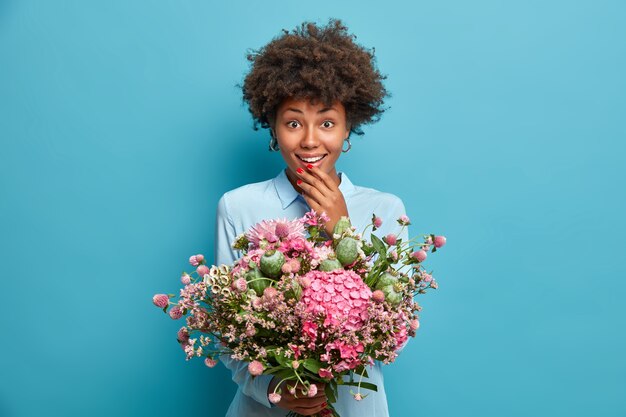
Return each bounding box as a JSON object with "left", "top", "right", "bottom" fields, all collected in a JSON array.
[{"left": 342, "top": 137, "right": 351, "bottom": 153}]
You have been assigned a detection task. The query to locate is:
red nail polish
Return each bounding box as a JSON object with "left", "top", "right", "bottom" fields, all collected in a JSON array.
[
  {"left": 297, "top": 179, "right": 302, "bottom": 185},
  {"left": 297, "top": 167, "right": 304, "bottom": 174},
  {"left": 306, "top": 164, "right": 313, "bottom": 170}
]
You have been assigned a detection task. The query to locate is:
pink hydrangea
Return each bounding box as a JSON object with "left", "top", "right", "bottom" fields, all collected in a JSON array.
[{"left": 300, "top": 270, "right": 372, "bottom": 332}]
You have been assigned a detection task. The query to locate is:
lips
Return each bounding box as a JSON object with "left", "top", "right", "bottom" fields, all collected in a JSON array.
[{"left": 297, "top": 154, "right": 326, "bottom": 166}]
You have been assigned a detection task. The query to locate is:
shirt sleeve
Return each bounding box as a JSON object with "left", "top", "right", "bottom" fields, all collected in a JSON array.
[{"left": 214, "top": 193, "right": 274, "bottom": 408}]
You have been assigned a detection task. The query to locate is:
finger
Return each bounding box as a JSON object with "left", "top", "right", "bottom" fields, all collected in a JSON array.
[
  {"left": 296, "top": 167, "right": 333, "bottom": 197},
  {"left": 297, "top": 179, "right": 325, "bottom": 207},
  {"left": 305, "top": 164, "right": 339, "bottom": 193}
]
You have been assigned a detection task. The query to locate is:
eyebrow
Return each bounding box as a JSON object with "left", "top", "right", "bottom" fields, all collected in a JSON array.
[{"left": 283, "top": 107, "right": 337, "bottom": 114}]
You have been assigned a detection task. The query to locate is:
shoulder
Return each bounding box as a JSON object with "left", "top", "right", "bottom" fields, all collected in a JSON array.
[
  {"left": 218, "top": 177, "right": 274, "bottom": 204},
  {"left": 216, "top": 177, "right": 276, "bottom": 221},
  {"left": 351, "top": 183, "right": 405, "bottom": 209}
]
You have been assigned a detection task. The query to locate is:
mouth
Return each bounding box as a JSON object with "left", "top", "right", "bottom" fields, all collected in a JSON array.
[{"left": 296, "top": 154, "right": 327, "bottom": 166}]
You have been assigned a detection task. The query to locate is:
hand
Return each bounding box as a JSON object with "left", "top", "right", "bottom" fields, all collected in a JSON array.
[
  {"left": 295, "top": 165, "right": 349, "bottom": 237},
  {"left": 268, "top": 377, "right": 328, "bottom": 416}
]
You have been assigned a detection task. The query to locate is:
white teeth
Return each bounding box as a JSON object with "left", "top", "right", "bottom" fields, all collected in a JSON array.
[{"left": 299, "top": 155, "right": 325, "bottom": 163}]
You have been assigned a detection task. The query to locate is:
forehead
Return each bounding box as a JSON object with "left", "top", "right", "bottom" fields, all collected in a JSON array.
[{"left": 277, "top": 97, "right": 345, "bottom": 114}]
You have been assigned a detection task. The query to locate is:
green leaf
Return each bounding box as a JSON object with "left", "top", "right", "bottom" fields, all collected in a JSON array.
[
  {"left": 371, "top": 234, "right": 386, "bottom": 256},
  {"left": 325, "top": 383, "right": 337, "bottom": 404},
  {"left": 341, "top": 381, "right": 378, "bottom": 392},
  {"left": 302, "top": 358, "right": 323, "bottom": 374}
]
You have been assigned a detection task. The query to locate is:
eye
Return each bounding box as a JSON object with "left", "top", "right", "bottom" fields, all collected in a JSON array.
[
  {"left": 287, "top": 121, "right": 300, "bottom": 129},
  {"left": 322, "top": 120, "right": 335, "bottom": 128}
]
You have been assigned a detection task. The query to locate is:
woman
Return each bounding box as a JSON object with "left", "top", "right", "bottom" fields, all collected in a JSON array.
[{"left": 214, "top": 18, "right": 409, "bottom": 417}]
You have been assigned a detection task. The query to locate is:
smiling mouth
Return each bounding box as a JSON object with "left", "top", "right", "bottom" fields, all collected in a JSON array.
[{"left": 297, "top": 155, "right": 327, "bottom": 163}]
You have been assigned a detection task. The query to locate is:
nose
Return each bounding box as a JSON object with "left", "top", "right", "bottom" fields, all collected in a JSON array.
[{"left": 300, "top": 125, "right": 320, "bottom": 149}]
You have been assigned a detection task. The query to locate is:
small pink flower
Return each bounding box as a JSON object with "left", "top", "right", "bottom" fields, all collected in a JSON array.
[
  {"left": 434, "top": 235, "right": 446, "bottom": 248},
  {"left": 307, "top": 384, "right": 318, "bottom": 397},
  {"left": 152, "top": 294, "right": 169, "bottom": 308},
  {"left": 298, "top": 276, "right": 311, "bottom": 288},
  {"left": 196, "top": 265, "right": 210, "bottom": 277},
  {"left": 268, "top": 393, "right": 282, "bottom": 404},
  {"left": 411, "top": 250, "right": 427, "bottom": 262},
  {"left": 292, "top": 360, "right": 300, "bottom": 369},
  {"left": 390, "top": 250, "right": 398, "bottom": 262},
  {"left": 354, "top": 393, "right": 363, "bottom": 401},
  {"left": 233, "top": 278, "right": 248, "bottom": 292},
  {"left": 204, "top": 358, "right": 218, "bottom": 367},
  {"left": 384, "top": 234, "right": 397, "bottom": 246},
  {"left": 288, "top": 385, "right": 297, "bottom": 395},
  {"left": 281, "top": 262, "right": 293, "bottom": 274},
  {"left": 181, "top": 273, "right": 191, "bottom": 285},
  {"left": 430, "top": 280, "right": 438, "bottom": 289},
  {"left": 189, "top": 254, "right": 204, "bottom": 266},
  {"left": 318, "top": 367, "right": 333, "bottom": 379},
  {"left": 398, "top": 215, "right": 411, "bottom": 226},
  {"left": 177, "top": 327, "right": 190, "bottom": 343},
  {"left": 289, "top": 258, "right": 301, "bottom": 273},
  {"left": 422, "top": 273, "right": 433, "bottom": 282},
  {"left": 263, "top": 287, "right": 278, "bottom": 299},
  {"left": 372, "top": 290, "right": 385, "bottom": 303},
  {"left": 168, "top": 306, "right": 183, "bottom": 320},
  {"left": 373, "top": 216, "right": 383, "bottom": 228},
  {"left": 410, "top": 319, "right": 420, "bottom": 330},
  {"left": 248, "top": 360, "right": 264, "bottom": 376}
]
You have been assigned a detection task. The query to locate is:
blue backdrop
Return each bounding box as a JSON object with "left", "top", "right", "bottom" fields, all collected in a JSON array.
[{"left": 1, "top": 1, "right": 624, "bottom": 416}]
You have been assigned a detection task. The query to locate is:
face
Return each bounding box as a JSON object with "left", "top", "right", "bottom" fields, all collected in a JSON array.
[{"left": 273, "top": 97, "right": 350, "bottom": 186}]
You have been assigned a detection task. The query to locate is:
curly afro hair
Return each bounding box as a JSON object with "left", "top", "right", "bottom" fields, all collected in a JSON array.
[{"left": 238, "top": 18, "right": 390, "bottom": 136}]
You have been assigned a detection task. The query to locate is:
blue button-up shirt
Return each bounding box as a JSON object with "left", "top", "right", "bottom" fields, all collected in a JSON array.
[{"left": 214, "top": 168, "right": 409, "bottom": 417}]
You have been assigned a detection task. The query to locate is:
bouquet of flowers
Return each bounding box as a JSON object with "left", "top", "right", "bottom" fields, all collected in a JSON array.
[{"left": 153, "top": 210, "right": 446, "bottom": 417}]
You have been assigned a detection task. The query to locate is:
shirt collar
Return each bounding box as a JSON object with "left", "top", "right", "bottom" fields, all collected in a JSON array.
[{"left": 273, "top": 168, "right": 356, "bottom": 209}]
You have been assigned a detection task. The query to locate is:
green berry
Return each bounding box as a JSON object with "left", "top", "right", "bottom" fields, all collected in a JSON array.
[
  {"left": 260, "top": 250, "right": 285, "bottom": 278},
  {"left": 336, "top": 237, "right": 358, "bottom": 266},
  {"left": 319, "top": 258, "right": 343, "bottom": 272}
]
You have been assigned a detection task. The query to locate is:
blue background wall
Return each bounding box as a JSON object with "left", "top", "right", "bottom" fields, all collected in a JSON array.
[{"left": 1, "top": 1, "right": 624, "bottom": 416}]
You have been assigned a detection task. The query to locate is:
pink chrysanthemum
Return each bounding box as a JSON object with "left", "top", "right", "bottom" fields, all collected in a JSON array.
[
  {"left": 300, "top": 270, "right": 372, "bottom": 331},
  {"left": 246, "top": 218, "right": 305, "bottom": 249}
]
